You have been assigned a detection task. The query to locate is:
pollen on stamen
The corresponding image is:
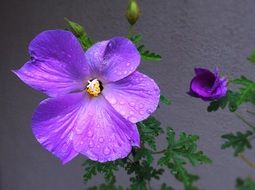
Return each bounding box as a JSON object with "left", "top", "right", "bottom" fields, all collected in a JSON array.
[{"left": 86, "top": 79, "right": 103, "bottom": 96}]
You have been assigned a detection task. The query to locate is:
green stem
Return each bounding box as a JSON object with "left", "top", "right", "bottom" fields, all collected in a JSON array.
[
  {"left": 127, "top": 24, "right": 134, "bottom": 38},
  {"left": 150, "top": 149, "right": 167, "bottom": 154},
  {"left": 235, "top": 112, "right": 255, "bottom": 131}
]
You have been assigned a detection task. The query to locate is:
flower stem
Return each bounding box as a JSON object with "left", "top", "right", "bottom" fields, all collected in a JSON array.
[
  {"left": 150, "top": 149, "right": 167, "bottom": 154},
  {"left": 239, "top": 154, "right": 255, "bottom": 169},
  {"left": 127, "top": 24, "right": 134, "bottom": 38}
]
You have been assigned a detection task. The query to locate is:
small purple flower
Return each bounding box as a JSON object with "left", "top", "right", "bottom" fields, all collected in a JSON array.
[
  {"left": 13, "top": 30, "right": 160, "bottom": 164},
  {"left": 188, "top": 67, "right": 227, "bottom": 101}
]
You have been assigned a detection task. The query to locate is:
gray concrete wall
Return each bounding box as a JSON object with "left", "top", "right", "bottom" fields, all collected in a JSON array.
[{"left": 1, "top": 0, "right": 255, "bottom": 189}]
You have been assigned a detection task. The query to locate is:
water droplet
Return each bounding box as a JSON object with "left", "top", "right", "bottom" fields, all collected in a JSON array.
[
  {"left": 146, "top": 109, "right": 153, "bottom": 114},
  {"left": 139, "top": 103, "right": 144, "bottom": 108},
  {"left": 98, "top": 137, "right": 104, "bottom": 143},
  {"left": 129, "top": 111, "right": 134, "bottom": 115},
  {"left": 139, "top": 110, "right": 145, "bottom": 115},
  {"left": 75, "top": 126, "right": 83, "bottom": 134},
  {"left": 119, "top": 101, "right": 125, "bottom": 105},
  {"left": 62, "top": 143, "right": 68, "bottom": 152},
  {"left": 123, "top": 70, "right": 128, "bottom": 74},
  {"left": 134, "top": 105, "right": 139, "bottom": 111},
  {"left": 80, "top": 141, "right": 84, "bottom": 145},
  {"left": 129, "top": 102, "right": 135, "bottom": 107},
  {"left": 128, "top": 116, "right": 137, "bottom": 123},
  {"left": 126, "top": 62, "right": 130, "bottom": 66},
  {"left": 88, "top": 141, "right": 94, "bottom": 148},
  {"left": 87, "top": 130, "right": 93, "bottom": 137},
  {"left": 103, "top": 147, "right": 111, "bottom": 155},
  {"left": 109, "top": 97, "right": 117, "bottom": 105}
]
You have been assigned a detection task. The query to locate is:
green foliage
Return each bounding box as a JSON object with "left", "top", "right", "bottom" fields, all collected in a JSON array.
[
  {"left": 160, "top": 183, "right": 174, "bottom": 190},
  {"left": 247, "top": 49, "right": 255, "bottom": 64},
  {"left": 208, "top": 76, "right": 255, "bottom": 112},
  {"left": 83, "top": 159, "right": 124, "bottom": 184},
  {"left": 87, "top": 184, "right": 125, "bottom": 190},
  {"left": 236, "top": 177, "right": 255, "bottom": 190},
  {"left": 130, "top": 34, "right": 162, "bottom": 61},
  {"left": 137, "top": 116, "right": 163, "bottom": 150},
  {"left": 65, "top": 18, "right": 93, "bottom": 50},
  {"left": 158, "top": 128, "right": 212, "bottom": 190},
  {"left": 160, "top": 95, "right": 171, "bottom": 105},
  {"left": 221, "top": 131, "right": 253, "bottom": 156}
]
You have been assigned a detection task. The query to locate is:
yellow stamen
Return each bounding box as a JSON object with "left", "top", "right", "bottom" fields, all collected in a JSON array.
[{"left": 86, "top": 79, "right": 101, "bottom": 96}]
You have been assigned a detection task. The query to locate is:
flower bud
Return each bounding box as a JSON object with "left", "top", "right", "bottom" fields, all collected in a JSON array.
[{"left": 125, "top": 0, "right": 140, "bottom": 25}]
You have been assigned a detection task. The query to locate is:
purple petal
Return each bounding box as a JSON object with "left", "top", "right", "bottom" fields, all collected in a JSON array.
[
  {"left": 85, "top": 37, "right": 140, "bottom": 82},
  {"left": 102, "top": 71, "right": 160, "bottom": 123},
  {"left": 32, "top": 93, "right": 86, "bottom": 164},
  {"left": 13, "top": 30, "right": 89, "bottom": 97},
  {"left": 32, "top": 92, "right": 139, "bottom": 163},
  {"left": 73, "top": 95, "right": 140, "bottom": 162},
  {"left": 190, "top": 68, "right": 216, "bottom": 97}
]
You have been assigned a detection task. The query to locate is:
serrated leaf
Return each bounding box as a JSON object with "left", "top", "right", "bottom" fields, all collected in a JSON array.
[
  {"left": 208, "top": 76, "right": 255, "bottom": 112},
  {"left": 160, "top": 183, "right": 175, "bottom": 190},
  {"left": 236, "top": 177, "right": 255, "bottom": 190},
  {"left": 160, "top": 95, "right": 171, "bottom": 105},
  {"left": 247, "top": 49, "right": 255, "bottom": 64},
  {"left": 65, "top": 18, "right": 93, "bottom": 50},
  {"left": 221, "top": 130, "right": 253, "bottom": 156},
  {"left": 158, "top": 128, "right": 211, "bottom": 190},
  {"left": 83, "top": 159, "right": 124, "bottom": 184},
  {"left": 130, "top": 34, "right": 162, "bottom": 61},
  {"left": 138, "top": 116, "right": 163, "bottom": 150}
]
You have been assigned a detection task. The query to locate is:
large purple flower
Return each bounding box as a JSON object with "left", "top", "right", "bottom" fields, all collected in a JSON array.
[
  {"left": 13, "top": 30, "right": 160, "bottom": 164},
  {"left": 188, "top": 67, "right": 227, "bottom": 101}
]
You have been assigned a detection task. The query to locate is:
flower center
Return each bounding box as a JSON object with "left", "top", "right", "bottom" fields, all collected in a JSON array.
[{"left": 86, "top": 79, "right": 103, "bottom": 96}]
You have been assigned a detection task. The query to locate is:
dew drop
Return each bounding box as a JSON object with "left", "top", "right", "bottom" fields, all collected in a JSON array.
[
  {"left": 126, "top": 62, "right": 130, "bottom": 66},
  {"left": 98, "top": 137, "right": 104, "bottom": 143},
  {"left": 88, "top": 141, "right": 94, "bottom": 148},
  {"left": 62, "top": 143, "right": 68, "bottom": 152},
  {"left": 134, "top": 105, "right": 139, "bottom": 111},
  {"left": 80, "top": 141, "right": 84, "bottom": 145},
  {"left": 139, "top": 110, "right": 145, "bottom": 115},
  {"left": 123, "top": 70, "right": 128, "bottom": 74},
  {"left": 139, "top": 103, "right": 144, "bottom": 108},
  {"left": 146, "top": 109, "right": 153, "bottom": 114},
  {"left": 103, "top": 147, "right": 111, "bottom": 155},
  {"left": 109, "top": 97, "right": 117, "bottom": 105},
  {"left": 129, "top": 102, "right": 135, "bottom": 107},
  {"left": 87, "top": 130, "right": 93, "bottom": 137},
  {"left": 128, "top": 116, "right": 137, "bottom": 123},
  {"left": 129, "top": 111, "right": 134, "bottom": 115},
  {"left": 119, "top": 101, "right": 125, "bottom": 105}
]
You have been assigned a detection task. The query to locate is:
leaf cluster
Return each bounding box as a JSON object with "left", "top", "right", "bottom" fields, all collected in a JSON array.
[
  {"left": 236, "top": 177, "right": 255, "bottom": 190},
  {"left": 158, "top": 128, "right": 212, "bottom": 190},
  {"left": 221, "top": 131, "right": 253, "bottom": 156},
  {"left": 130, "top": 34, "right": 162, "bottom": 61},
  {"left": 208, "top": 76, "right": 255, "bottom": 112}
]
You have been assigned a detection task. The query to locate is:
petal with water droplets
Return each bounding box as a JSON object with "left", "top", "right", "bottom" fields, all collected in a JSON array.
[{"left": 103, "top": 71, "right": 160, "bottom": 123}]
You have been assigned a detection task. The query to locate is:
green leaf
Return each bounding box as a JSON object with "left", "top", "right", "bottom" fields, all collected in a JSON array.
[
  {"left": 160, "top": 183, "right": 175, "bottom": 190},
  {"left": 137, "top": 116, "right": 163, "bottom": 150},
  {"left": 247, "top": 49, "right": 255, "bottom": 64},
  {"left": 83, "top": 159, "right": 124, "bottom": 184},
  {"left": 138, "top": 45, "right": 162, "bottom": 61},
  {"left": 130, "top": 34, "right": 162, "bottom": 61},
  {"left": 158, "top": 128, "right": 211, "bottom": 190},
  {"left": 65, "top": 18, "right": 93, "bottom": 50},
  {"left": 160, "top": 95, "right": 171, "bottom": 105},
  {"left": 208, "top": 76, "right": 255, "bottom": 112},
  {"left": 87, "top": 183, "right": 125, "bottom": 190},
  {"left": 221, "top": 130, "right": 253, "bottom": 156},
  {"left": 236, "top": 177, "right": 255, "bottom": 190}
]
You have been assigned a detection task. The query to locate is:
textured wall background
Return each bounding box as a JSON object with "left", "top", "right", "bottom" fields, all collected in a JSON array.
[{"left": 1, "top": 0, "right": 255, "bottom": 190}]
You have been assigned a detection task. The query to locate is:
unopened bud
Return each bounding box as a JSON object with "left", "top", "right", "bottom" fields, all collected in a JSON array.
[{"left": 125, "top": 0, "right": 140, "bottom": 25}]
